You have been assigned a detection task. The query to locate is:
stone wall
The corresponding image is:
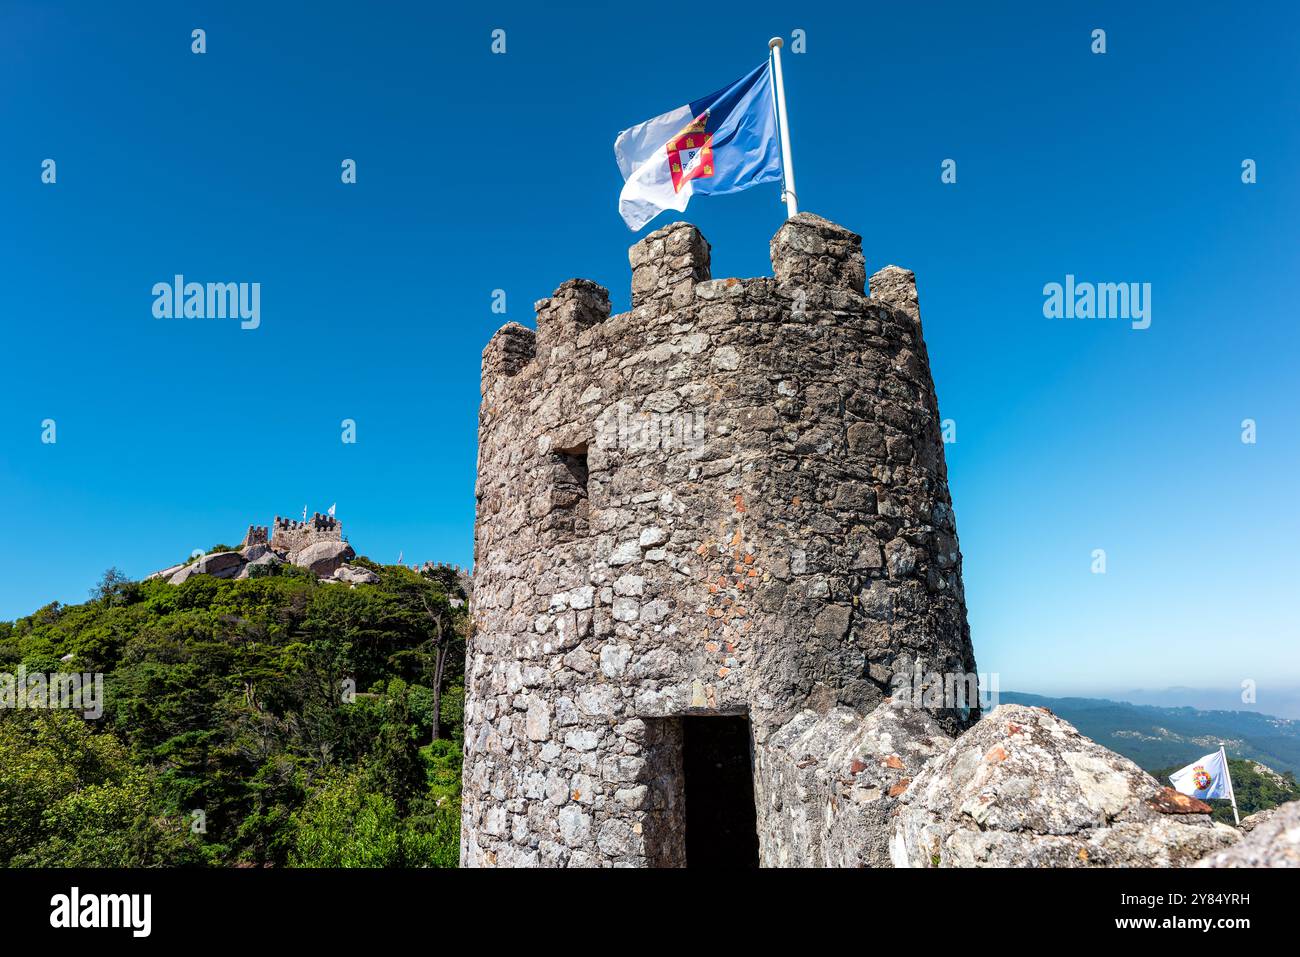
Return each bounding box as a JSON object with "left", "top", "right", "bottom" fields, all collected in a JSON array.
[
  {"left": 756, "top": 704, "right": 954, "bottom": 867},
  {"left": 270, "top": 513, "right": 342, "bottom": 559},
  {"left": 463, "top": 213, "right": 977, "bottom": 867}
]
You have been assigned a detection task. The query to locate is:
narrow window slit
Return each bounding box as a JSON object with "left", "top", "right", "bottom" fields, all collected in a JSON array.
[{"left": 546, "top": 444, "right": 589, "bottom": 541}]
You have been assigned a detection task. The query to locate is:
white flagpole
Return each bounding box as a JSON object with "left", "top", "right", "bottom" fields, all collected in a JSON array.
[
  {"left": 768, "top": 37, "right": 798, "bottom": 218},
  {"left": 1220, "top": 743, "right": 1241, "bottom": 825}
]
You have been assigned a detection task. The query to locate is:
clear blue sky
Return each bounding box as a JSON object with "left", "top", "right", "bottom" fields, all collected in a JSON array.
[{"left": 2, "top": 2, "right": 1297, "bottom": 703}]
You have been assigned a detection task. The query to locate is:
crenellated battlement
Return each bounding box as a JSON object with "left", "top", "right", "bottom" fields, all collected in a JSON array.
[
  {"left": 419, "top": 561, "right": 472, "bottom": 600},
  {"left": 242, "top": 525, "right": 269, "bottom": 548},
  {"left": 270, "top": 512, "right": 343, "bottom": 556},
  {"left": 480, "top": 213, "right": 897, "bottom": 398},
  {"left": 271, "top": 512, "right": 340, "bottom": 532}
]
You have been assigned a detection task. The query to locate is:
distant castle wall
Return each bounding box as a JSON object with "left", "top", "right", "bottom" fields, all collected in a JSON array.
[{"left": 271, "top": 513, "right": 342, "bottom": 557}]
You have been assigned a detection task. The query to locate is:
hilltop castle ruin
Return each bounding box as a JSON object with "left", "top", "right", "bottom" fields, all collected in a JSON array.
[
  {"left": 463, "top": 214, "right": 981, "bottom": 867},
  {"left": 251, "top": 512, "right": 344, "bottom": 557},
  {"left": 150, "top": 511, "right": 363, "bottom": 584}
]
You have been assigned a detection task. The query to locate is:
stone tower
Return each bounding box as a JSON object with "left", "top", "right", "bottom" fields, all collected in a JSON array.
[
  {"left": 464, "top": 214, "right": 978, "bottom": 867},
  {"left": 270, "top": 513, "right": 342, "bottom": 559}
]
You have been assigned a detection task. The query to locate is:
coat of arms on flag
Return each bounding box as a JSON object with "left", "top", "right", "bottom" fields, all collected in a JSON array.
[
  {"left": 667, "top": 112, "right": 713, "bottom": 193},
  {"left": 1169, "top": 748, "right": 1232, "bottom": 803}
]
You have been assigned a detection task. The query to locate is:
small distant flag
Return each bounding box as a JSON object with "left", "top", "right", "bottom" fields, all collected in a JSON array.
[
  {"left": 1169, "top": 745, "right": 1240, "bottom": 823},
  {"left": 614, "top": 39, "right": 798, "bottom": 231},
  {"left": 327, "top": 503, "right": 337, "bottom": 518}
]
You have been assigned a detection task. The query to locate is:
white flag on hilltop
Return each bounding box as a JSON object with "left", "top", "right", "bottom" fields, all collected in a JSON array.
[{"left": 1169, "top": 749, "right": 1231, "bottom": 800}]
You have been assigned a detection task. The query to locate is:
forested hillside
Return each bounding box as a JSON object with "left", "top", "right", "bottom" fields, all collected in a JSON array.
[
  {"left": 0, "top": 560, "right": 466, "bottom": 867},
  {"left": 1000, "top": 692, "right": 1300, "bottom": 775}
]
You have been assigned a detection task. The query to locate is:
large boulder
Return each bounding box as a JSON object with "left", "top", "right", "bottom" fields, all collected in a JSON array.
[
  {"left": 148, "top": 562, "right": 187, "bottom": 581},
  {"left": 756, "top": 704, "right": 954, "bottom": 867},
  {"left": 1239, "top": 805, "right": 1281, "bottom": 833},
  {"left": 292, "top": 540, "right": 355, "bottom": 577},
  {"left": 334, "top": 563, "right": 380, "bottom": 585},
  {"left": 167, "top": 564, "right": 200, "bottom": 585},
  {"left": 240, "top": 542, "right": 271, "bottom": 562},
  {"left": 890, "top": 704, "right": 1238, "bottom": 867},
  {"left": 1196, "top": 800, "right": 1300, "bottom": 867},
  {"left": 194, "top": 550, "right": 245, "bottom": 579},
  {"left": 236, "top": 552, "right": 284, "bottom": 579}
]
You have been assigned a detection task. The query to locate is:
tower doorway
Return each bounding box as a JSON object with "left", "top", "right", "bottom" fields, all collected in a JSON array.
[{"left": 682, "top": 715, "right": 760, "bottom": 867}]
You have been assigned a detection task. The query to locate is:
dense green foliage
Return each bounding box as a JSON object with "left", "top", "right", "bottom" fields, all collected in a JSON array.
[
  {"left": 0, "top": 561, "right": 466, "bottom": 867},
  {"left": 1149, "top": 758, "right": 1300, "bottom": 826}
]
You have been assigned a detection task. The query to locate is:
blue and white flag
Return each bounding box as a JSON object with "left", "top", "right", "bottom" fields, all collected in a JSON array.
[
  {"left": 1169, "top": 749, "right": 1232, "bottom": 800},
  {"left": 614, "top": 61, "right": 781, "bottom": 231}
]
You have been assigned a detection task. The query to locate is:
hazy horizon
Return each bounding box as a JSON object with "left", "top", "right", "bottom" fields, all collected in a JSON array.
[{"left": 1002, "top": 685, "right": 1300, "bottom": 721}]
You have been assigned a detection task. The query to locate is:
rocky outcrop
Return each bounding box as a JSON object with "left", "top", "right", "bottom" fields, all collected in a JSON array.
[
  {"left": 1196, "top": 800, "right": 1300, "bottom": 867},
  {"left": 293, "top": 540, "right": 355, "bottom": 577},
  {"left": 890, "top": 704, "right": 1239, "bottom": 867},
  {"left": 193, "top": 551, "right": 244, "bottom": 579},
  {"left": 156, "top": 541, "right": 386, "bottom": 586},
  {"left": 160, "top": 543, "right": 366, "bottom": 584},
  {"left": 235, "top": 551, "right": 284, "bottom": 579},
  {"left": 147, "top": 562, "right": 188, "bottom": 582},
  {"left": 240, "top": 543, "right": 271, "bottom": 562},
  {"left": 333, "top": 563, "right": 380, "bottom": 585},
  {"left": 1238, "top": 805, "right": 1282, "bottom": 833},
  {"left": 757, "top": 704, "right": 953, "bottom": 867},
  {"left": 167, "top": 564, "right": 200, "bottom": 585},
  {"left": 146, "top": 511, "right": 391, "bottom": 587}
]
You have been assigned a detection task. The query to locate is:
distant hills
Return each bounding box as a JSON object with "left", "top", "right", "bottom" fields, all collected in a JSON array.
[
  {"left": 1001, "top": 692, "right": 1300, "bottom": 777},
  {"left": 1105, "top": 686, "right": 1300, "bottom": 721}
]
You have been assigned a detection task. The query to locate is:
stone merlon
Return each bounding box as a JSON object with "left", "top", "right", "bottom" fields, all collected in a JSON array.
[{"left": 771, "top": 212, "right": 866, "bottom": 292}]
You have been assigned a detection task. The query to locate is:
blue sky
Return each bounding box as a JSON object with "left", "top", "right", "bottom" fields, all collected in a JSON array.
[{"left": 2, "top": 2, "right": 1297, "bottom": 704}]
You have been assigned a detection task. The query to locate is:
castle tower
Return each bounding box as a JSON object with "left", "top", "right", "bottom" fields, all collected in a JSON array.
[
  {"left": 464, "top": 214, "right": 978, "bottom": 867},
  {"left": 270, "top": 512, "right": 342, "bottom": 559},
  {"left": 241, "top": 525, "right": 269, "bottom": 548}
]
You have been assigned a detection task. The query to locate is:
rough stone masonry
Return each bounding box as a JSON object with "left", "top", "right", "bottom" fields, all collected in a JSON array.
[{"left": 463, "top": 213, "right": 980, "bottom": 867}]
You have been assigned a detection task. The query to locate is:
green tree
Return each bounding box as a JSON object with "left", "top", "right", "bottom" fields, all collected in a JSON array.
[
  {"left": 0, "top": 712, "right": 202, "bottom": 866},
  {"left": 90, "top": 567, "right": 136, "bottom": 606},
  {"left": 288, "top": 769, "right": 441, "bottom": 867}
]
